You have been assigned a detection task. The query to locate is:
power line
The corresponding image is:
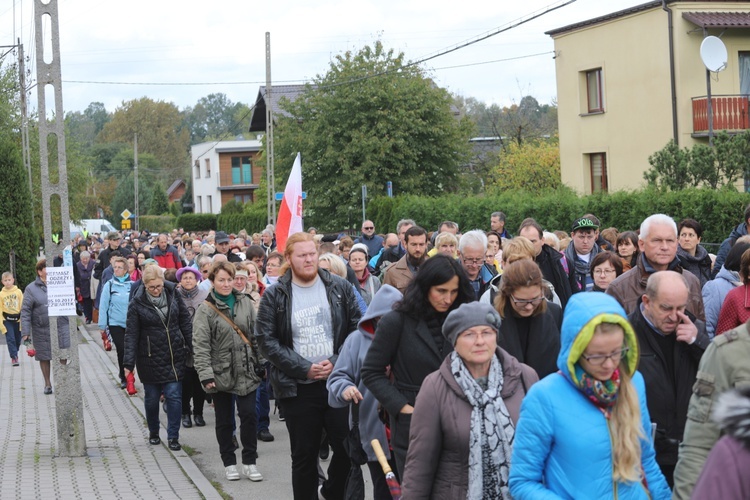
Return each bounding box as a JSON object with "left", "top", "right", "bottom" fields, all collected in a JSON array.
[{"left": 433, "top": 51, "right": 554, "bottom": 71}]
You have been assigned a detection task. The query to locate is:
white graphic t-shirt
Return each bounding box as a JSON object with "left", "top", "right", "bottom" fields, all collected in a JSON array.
[{"left": 291, "top": 278, "right": 333, "bottom": 379}]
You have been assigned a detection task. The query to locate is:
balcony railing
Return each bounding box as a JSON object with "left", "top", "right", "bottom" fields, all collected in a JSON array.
[{"left": 692, "top": 95, "right": 750, "bottom": 134}]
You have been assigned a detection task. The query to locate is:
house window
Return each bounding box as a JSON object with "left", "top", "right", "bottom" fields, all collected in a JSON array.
[
  {"left": 231, "top": 156, "right": 253, "bottom": 185},
  {"left": 196, "top": 196, "right": 202, "bottom": 213},
  {"left": 586, "top": 69, "right": 604, "bottom": 113},
  {"left": 234, "top": 194, "right": 252, "bottom": 204},
  {"left": 194, "top": 160, "right": 200, "bottom": 179},
  {"left": 204, "top": 159, "right": 211, "bottom": 178},
  {"left": 590, "top": 153, "right": 608, "bottom": 193},
  {"left": 207, "top": 195, "right": 213, "bottom": 213}
]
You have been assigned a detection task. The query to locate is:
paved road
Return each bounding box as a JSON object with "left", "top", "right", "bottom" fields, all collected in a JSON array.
[
  {"left": 1, "top": 322, "right": 376, "bottom": 499},
  {"left": 84, "top": 323, "right": 376, "bottom": 499}
]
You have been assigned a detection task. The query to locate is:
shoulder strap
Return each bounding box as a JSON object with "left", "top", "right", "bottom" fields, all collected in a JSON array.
[{"left": 205, "top": 301, "right": 251, "bottom": 346}]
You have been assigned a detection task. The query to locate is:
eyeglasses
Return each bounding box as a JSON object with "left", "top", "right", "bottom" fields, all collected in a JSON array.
[
  {"left": 266, "top": 262, "right": 281, "bottom": 268},
  {"left": 581, "top": 347, "right": 629, "bottom": 366},
  {"left": 146, "top": 284, "right": 164, "bottom": 292},
  {"left": 510, "top": 295, "right": 544, "bottom": 306},
  {"left": 460, "top": 330, "right": 496, "bottom": 342},
  {"left": 363, "top": 226, "right": 374, "bottom": 230},
  {"left": 461, "top": 257, "right": 483, "bottom": 266},
  {"left": 201, "top": 269, "right": 210, "bottom": 274},
  {"left": 593, "top": 268, "right": 616, "bottom": 276}
]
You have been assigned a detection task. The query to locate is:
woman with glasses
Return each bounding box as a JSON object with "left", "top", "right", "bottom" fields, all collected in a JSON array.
[
  {"left": 124, "top": 265, "right": 193, "bottom": 451},
  {"left": 509, "top": 292, "right": 670, "bottom": 499},
  {"left": 362, "top": 255, "right": 475, "bottom": 478},
  {"left": 590, "top": 251, "right": 624, "bottom": 292},
  {"left": 262, "top": 252, "right": 284, "bottom": 287},
  {"left": 402, "top": 302, "right": 538, "bottom": 499},
  {"left": 495, "top": 259, "right": 561, "bottom": 378}
]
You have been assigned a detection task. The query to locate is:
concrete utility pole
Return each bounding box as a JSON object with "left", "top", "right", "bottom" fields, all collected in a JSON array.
[
  {"left": 265, "top": 32, "right": 276, "bottom": 225},
  {"left": 33, "top": 0, "right": 86, "bottom": 457},
  {"left": 134, "top": 134, "right": 139, "bottom": 231}
]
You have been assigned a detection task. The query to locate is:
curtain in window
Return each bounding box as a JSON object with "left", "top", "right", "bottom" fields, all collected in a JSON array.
[{"left": 740, "top": 52, "right": 750, "bottom": 95}]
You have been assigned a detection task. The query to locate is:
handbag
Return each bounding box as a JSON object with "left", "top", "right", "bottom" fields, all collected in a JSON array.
[{"left": 204, "top": 301, "right": 265, "bottom": 378}]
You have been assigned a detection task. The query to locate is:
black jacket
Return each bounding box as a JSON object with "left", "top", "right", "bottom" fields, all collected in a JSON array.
[
  {"left": 628, "top": 304, "right": 709, "bottom": 467},
  {"left": 124, "top": 281, "right": 193, "bottom": 384},
  {"left": 362, "top": 310, "right": 454, "bottom": 417},
  {"left": 536, "top": 244, "right": 573, "bottom": 309},
  {"left": 255, "top": 268, "right": 361, "bottom": 399},
  {"left": 498, "top": 301, "right": 562, "bottom": 378},
  {"left": 94, "top": 245, "right": 125, "bottom": 280}
]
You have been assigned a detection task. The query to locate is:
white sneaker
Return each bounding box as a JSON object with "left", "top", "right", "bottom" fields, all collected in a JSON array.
[
  {"left": 242, "top": 464, "right": 263, "bottom": 482},
  {"left": 225, "top": 465, "right": 240, "bottom": 481}
]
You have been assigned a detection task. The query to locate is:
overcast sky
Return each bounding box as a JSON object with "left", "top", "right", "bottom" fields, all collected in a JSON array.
[{"left": 1, "top": 0, "right": 645, "bottom": 115}]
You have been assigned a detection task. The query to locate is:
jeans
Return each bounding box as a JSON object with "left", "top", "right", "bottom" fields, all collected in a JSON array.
[
  {"left": 109, "top": 326, "right": 126, "bottom": 383},
  {"left": 213, "top": 391, "right": 257, "bottom": 466},
  {"left": 181, "top": 367, "right": 206, "bottom": 416},
  {"left": 144, "top": 381, "right": 182, "bottom": 440},
  {"left": 256, "top": 362, "right": 271, "bottom": 432},
  {"left": 4, "top": 320, "right": 21, "bottom": 359},
  {"left": 282, "top": 381, "right": 349, "bottom": 500}
]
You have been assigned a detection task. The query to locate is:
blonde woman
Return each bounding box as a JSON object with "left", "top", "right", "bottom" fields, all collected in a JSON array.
[{"left": 509, "top": 292, "right": 670, "bottom": 499}]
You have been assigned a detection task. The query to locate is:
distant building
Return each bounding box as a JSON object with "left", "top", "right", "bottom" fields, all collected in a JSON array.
[
  {"left": 248, "top": 85, "right": 310, "bottom": 132},
  {"left": 191, "top": 139, "right": 263, "bottom": 214},
  {"left": 547, "top": 1, "right": 750, "bottom": 194},
  {"left": 166, "top": 179, "right": 186, "bottom": 204}
]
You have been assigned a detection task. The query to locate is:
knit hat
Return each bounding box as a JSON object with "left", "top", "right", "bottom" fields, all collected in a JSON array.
[
  {"left": 442, "top": 302, "right": 502, "bottom": 346},
  {"left": 350, "top": 243, "right": 369, "bottom": 257},
  {"left": 176, "top": 267, "right": 202, "bottom": 282}
]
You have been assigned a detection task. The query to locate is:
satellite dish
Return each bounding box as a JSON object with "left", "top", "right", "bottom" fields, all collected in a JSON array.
[{"left": 700, "top": 36, "right": 728, "bottom": 72}]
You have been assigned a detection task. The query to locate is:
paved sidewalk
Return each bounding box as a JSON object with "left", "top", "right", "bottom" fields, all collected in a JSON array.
[{"left": 0, "top": 324, "right": 221, "bottom": 500}]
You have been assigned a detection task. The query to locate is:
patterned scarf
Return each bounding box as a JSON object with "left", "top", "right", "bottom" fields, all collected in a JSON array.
[
  {"left": 450, "top": 351, "right": 514, "bottom": 500},
  {"left": 574, "top": 364, "right": 621, "bottom": 417}
]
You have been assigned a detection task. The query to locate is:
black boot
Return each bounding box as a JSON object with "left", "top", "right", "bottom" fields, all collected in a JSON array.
[{"left": 182, "top": 414, "right": 192, "bottom": 428}]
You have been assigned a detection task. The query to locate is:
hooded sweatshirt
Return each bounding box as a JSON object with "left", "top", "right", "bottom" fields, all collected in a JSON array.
[
  {"left": 327, "top": 284, "right": 403, "bottom": 461},
  {"left": 0, "top": 285, "right": 23, "bottom": 335},
  {"left": 509, "top": 292, "right": 671, "bottom": 500}
]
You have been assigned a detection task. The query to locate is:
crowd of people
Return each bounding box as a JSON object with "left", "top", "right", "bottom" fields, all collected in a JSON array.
[{"left": 6, "top": 206, "right": 750, "bottom": 499}]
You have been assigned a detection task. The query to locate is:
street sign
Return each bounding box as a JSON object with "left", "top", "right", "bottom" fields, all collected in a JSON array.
[
  {"left": 120, "top": 209, "right": 132, "bottom": 220},
  {"left": 275, "top": 191, "right": 307, "bottom": 201}
]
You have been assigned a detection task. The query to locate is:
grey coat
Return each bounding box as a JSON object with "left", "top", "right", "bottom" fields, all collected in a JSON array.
[{"left": 20, "top": 277, "right": 70, "bottom": 361}]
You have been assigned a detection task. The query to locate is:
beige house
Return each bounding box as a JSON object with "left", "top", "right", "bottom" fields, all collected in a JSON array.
[{"left": 547, "top": 1, "right": 750, "bottom": 194}]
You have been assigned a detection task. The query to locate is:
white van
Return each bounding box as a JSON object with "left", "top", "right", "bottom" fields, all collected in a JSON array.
[{"left": 70, "top": 219, "right": 117, "bottom": 238}]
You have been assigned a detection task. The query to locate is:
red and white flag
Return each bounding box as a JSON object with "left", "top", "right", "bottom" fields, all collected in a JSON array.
[{"left": 275, "top": 153, "right": 303, "bottom": 251}]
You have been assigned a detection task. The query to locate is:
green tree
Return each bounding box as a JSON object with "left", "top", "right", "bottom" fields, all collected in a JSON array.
[
  {"left": 179, "top": 182, "right": 193, "bottom": 214},
  {"left": 65, "top": 102, "right": 111, "bottom": 149},
  {"left": 0, "top": 65, "right": 38, "bottom": 286},
  {"left": 644, "top": 140, "right": 691, "bottom": 191},
  {"left": 273, "top": 41, "right": 474, "bottom": 229},
  {"left": 98, "top": 97, "right": 190, "bottom": 183},
  {"left": 149, "top": 182, "right": 169, "bottom": 215},
  {"left": 487, "top": 137, "right": 561, "bottom": 193},
  {"left": 111, "top": 173, "right": 154, "bottom": 221},
  {"left": 182, "top": 93, "right": 250, "bottom": 143}
]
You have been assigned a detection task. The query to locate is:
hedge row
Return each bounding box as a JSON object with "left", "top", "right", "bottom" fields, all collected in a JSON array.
[
  {"left": 217, "top": 211, "right": 268, "bottom": 234},
  {"left": 368, "top": 187, "right": 750, "bottom": 246},
  {"left": 176, "top": 214, "right": 217, "bottom": 232},
  {"left": 138, "top": 215, "right": 176, "bottom": 234}
]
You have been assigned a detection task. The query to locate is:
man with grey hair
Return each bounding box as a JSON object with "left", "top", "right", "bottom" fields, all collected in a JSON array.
[
  {"left": 627, "top": 271, "right": 708, "bottom": 487},
  {"left": 459, "top": 230, "right": 496, "bottom": 300},
  {"left": 607, "top": 214, "right": 704, "bottom": 319},
  {"left": 490, "top": 211, "right": 511, "bottom": 239}
]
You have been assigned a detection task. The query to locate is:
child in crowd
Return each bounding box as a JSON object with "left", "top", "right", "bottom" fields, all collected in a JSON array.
[{"left": 0, "top": 272, "right": 24, "bottom": 366}]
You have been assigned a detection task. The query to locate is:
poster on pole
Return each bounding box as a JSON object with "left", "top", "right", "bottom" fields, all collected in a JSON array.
[{"left": 47, "top": 266, "right": 77, "bottom": 316}]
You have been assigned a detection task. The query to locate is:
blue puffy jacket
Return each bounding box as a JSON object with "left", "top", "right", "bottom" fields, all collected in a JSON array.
[{"left": 509, "top": 292, "right": 671, "bottom": 500}]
